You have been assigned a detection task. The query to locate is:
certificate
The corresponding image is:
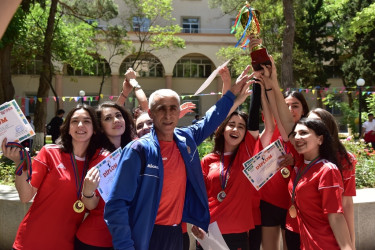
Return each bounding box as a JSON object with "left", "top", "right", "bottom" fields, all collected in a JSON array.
[
  {"left": 95, "top": 148, "right": 122, "bottom": 202},
  {"left": 194, "top": 221, "right": 229, "bottom": 250},
  {"left": 242, "top": 139, "right": 285, "bottom": 190},
  {"left": 0, "top": 100, "right": 35, "bottom": 150}
]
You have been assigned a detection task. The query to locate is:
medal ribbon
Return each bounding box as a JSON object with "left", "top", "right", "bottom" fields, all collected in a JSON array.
[
  {"left": 291, "top": 156, "right": 320, "bottom": 204},
  {"left": 70, "top": 153, "right": 88, "bottom": 200},
  {"left": 219, "top": 154, "right": 233, "bottom": 191},
  {"left": 6, "top": 142, "right": 32, "bottom": 181}
]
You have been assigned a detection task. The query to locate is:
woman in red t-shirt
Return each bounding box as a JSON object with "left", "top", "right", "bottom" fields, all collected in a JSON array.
[
  {"left": 75, "top": 102, "right": 136, "bottom": 249},
  {"left": 192, "top": 65, "right": 275, "bottom": 249},
  {"left": 308, "top": 108, "right": 357, "bottom": 247},
  {"left": 288, "top": 118, "right": 352, "bottom": 249},
  {"left": 2, "top": 105, "right": 104, "bottom": 250}
]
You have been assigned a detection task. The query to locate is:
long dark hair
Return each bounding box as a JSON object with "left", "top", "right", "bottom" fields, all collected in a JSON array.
[
  {"left": 309, "top": 108, "right": 353, "bottom": 170},
  {"left": 295, "top": 118, "right": 340, "bottom": 172},
  {"left": 59, "top": 104, "right": 101, "bottom": 161},
  {"left": 97, "top": 102, "right": 136, "bottom": 152},
  {"left": 284, "top": 90, "right": 309, "bottom": 118},
  {"left": 213, "top": 111, "right": 248, "bottom": 157}
]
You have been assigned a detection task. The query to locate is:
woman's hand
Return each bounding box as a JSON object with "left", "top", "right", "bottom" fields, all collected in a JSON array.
[
  {"left": 1, "top": 138, "right": 22, "bottom": 166},
  {"left": 191, "top": 225, "right": 205, "bottom": 240},
  {"left": 278, "top": 154, "right": 294, "bottom": 168},
  {"left": 82, "top": 167, "right": 100, "bottom": 197}
]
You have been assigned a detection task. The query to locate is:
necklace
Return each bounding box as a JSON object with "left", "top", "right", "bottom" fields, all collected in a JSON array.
[
  {"left": 289, "top": 156, "right": 320, "bottom": 218},
  {"left": 217, "top": 154, "right": 233, "bottom": 202},
  {"left": 70, "top": 153, "right": 88, "bottom": 213}
]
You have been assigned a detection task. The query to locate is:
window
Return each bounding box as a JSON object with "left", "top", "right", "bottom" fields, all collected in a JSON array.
[
  {"left": 133, "top": 17, "right": 150, "bottom": 32},
  {"left": 325, "top": 95, "right": 342, "bottom": 115},
  {"left": 82, "top": 94, "right": 99, "bottom": 107},
  {"left": 182, "top": 94, "right": 200, "bottom": 115},
  {"left": 11, "top": 60, "right": 42, "bottom": 75},
  {"left": 120, "top": 56, "right": 163, "bottom": 77},
  {"left": 173, "top": 58, "right": 213, "bottom": 78},
  {"left": 67, "top": 58, "right": 110, "bottom": 76},
  {"left": 182, "top": 18, "right": 199, "bottom": 33}
]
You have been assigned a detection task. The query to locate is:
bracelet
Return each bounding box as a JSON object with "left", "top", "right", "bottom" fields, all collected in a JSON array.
[
  {"left": 82, "top": 192, "right": 95, "bottom": 199},
  {"left": 121, "top": 91, "right": 127, "bottom": 98},
  {"left": 265, "top": 88, "right": 273, "bottom": 91}
]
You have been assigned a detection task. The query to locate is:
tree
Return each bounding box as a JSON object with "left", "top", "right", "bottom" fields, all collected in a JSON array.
[
  {"left": 0, "top": 1, "right": 36, "bottom": 104},
  {"left": 10, "top": 0, "right": 118, "bottom": 148},
  {"left": 119, "top": 0, "right": 185, "bottom": 70}
]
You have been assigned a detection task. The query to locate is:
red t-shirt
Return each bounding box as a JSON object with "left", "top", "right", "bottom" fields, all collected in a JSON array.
[
  {"left": 13, "top": 145, "right": 105, "bottom": 250},
  {"left": 340, "top": 152, "right": 357, "bottom": 196},
  {"left": 288, "top": 159, "right": 344, "bottom": 250},
  {"left": 201, "top": 132, "right": 262, "bottom": 234},
  {"left": 155, "top": 141, "right": 186, "bottom": 225},
  {"left": 75, "top": 148, "right": 112, "bottom": 247}
]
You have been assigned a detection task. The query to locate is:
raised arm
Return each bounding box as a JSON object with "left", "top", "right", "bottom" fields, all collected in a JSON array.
[
  {"left": 117, "top": 68, "right": 148, "bottom": 112},
  {"left": 226, "top": 66, "right": 253, "bottom": 115},
  {"left": 257, "top": 56, "right": 295, "bottom": 138},
  {"left": 259, "top": 82, "right": 275, "bottom": 147},
  {"left": 1, "top": 139, "right": 37, "bottom": 203}
]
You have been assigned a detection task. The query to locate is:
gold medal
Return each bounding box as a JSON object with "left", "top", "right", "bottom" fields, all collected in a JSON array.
[
  {"left": 217, "top": 190, "right": 226, "bottom": 202},
  {"left": 289, "top": 204, "right": 297, "bottom": 218},
  {"left": 281, "top": 167, "right": 290, "bottom": 178},
  {"left": 73, "top": 200, "right": 85, "bottom": 213}
]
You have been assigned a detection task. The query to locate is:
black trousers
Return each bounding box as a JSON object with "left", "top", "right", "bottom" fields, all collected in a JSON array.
[{"left": 149, "top": 224, "right": 183, "bottom": 250}]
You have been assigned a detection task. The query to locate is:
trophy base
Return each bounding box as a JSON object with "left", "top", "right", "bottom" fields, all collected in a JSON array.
[{"left": 251, "top": 47, "right": 271, "bottom": 71}]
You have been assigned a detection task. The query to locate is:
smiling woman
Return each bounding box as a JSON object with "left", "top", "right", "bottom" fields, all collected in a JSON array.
[
  {"left": 1, "top": 104, "right": 106, "bottom": 250},
  {"left": 288, "top": 118, "right": 353, "bottom": 249}
]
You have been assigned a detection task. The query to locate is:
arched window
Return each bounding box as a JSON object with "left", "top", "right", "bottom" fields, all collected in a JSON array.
[
  {"left": 120, "top": 55, "right": 163, "bottom": 77},
  {"left": 173, "top": 56, "right": 213, "bottom": 78}
]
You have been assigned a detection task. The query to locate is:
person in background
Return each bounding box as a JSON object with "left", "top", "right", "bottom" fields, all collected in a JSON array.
[
  {"left": 21, "top": 115, "right": 35, "bottom": 150},
  {"left": 2, "top": 105, "right": 106, "bottom": 250},
  {"left": 192, "top": 114, "right": 200, "bottom": 124},
  {"left": 104, "top": 67, "right": 251, "bottom": 250},
  {"left": 361, "top": 113, "right": 375, "bottom": 149},
  {"left": 47, "top": 109, "right": 65, "bottom": 143}
]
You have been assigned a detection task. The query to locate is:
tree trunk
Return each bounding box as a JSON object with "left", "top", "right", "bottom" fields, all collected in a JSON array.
[
  {"left": 33, "top": 0, "right": 58, "bottom": 136},
  {"left": 281, "top": 0, "right": 295, "bottom": 89},
  {"left": 0, "top": 43, "right": 15, "bottom": 104}
]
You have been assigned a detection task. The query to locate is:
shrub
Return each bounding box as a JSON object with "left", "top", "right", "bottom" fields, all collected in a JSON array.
[{"left": 342, "top": 138, "right": 375, "bottom": 188}]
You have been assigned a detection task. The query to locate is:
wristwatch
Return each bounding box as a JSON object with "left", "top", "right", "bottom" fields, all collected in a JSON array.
[{"left": 129, "top": 79, "right": 141, "bottom": 89}]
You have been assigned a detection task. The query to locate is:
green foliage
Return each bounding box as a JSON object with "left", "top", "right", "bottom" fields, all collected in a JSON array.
[
  {"left": 0, "top": 156, "right": 16, "bottom": 186},
  {"left": 342, "top": 139, "right": 375, "bottom": 188},
  {"left": 198, "top": 138, "right": 214, "bottom": 159}
]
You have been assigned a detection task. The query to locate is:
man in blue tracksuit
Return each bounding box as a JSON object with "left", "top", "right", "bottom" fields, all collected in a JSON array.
[{"left": 104, "top": 74, "right": 250, "bottom": 250}]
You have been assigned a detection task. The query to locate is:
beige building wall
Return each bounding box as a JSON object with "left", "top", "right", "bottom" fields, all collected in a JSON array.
[{"left": 11, "top": 0, "right": 238, "bottom": 126}]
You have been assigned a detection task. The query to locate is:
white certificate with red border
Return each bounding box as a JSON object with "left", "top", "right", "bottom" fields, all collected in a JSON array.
[
  {"left": 96, "top": 147, "right": 122, "bottom": 202},
  {"left": 242, "top": 139, "right": 285, "bottom": 190},
  {"left": 0, "top": 100, "right": 35, "bottom": 151}
]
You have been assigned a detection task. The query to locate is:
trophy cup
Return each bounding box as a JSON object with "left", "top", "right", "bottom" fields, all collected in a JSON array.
[{"left": 231, "top": 1, "right": 271, "bottom": 71}]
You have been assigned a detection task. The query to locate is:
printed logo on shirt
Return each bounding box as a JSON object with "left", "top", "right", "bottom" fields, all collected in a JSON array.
[
  {"left": 147, "top": 164, "right": 159, "bottom": 169},
  {"left": 209, "top": 162, "right": 219, "bottom": 171},
  {"left": 56, "top": 163, "right": 66, "bottom": 170},
  {"left": 162, "top": 157, "right": 167, "bottom": 161}
]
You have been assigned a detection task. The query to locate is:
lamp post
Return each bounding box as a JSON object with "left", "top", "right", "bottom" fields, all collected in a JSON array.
[
  {"left": 356, "top": 78, "right": 365, "bottom": 138},
  {"left": 79, "top": 90, "right": 85, "bottom": 105}
]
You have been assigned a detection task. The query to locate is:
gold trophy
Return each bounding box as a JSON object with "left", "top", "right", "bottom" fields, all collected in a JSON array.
[{"left": 231, "top": 1, "right": 271, "bottom": 71}]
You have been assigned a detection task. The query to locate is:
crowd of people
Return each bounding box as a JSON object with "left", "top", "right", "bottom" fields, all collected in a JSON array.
[{"left": 2, "top": 49, "right": 359, "bottom": 250}]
